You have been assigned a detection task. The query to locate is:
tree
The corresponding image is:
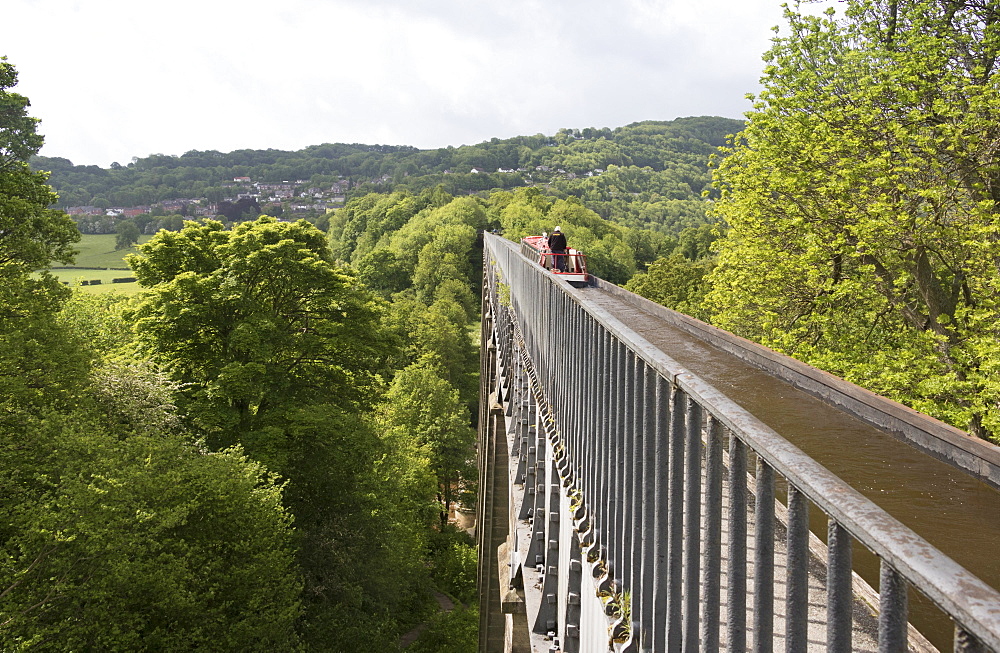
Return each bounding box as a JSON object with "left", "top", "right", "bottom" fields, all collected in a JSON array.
[
  {"left": 0, "top": 58, "right": 43, "bottom": 171},
  {"left": 625, "top": 252, "right": 715, "bottom": 321},
  {"left": 128, "top": 216, "right": 391, "bottom": 455},
  {"left": 707, "top": 0, "right": 1000, "bottom": 441},
  {"left": 380, "top": 356, "right": 476, "bottom": 526},
  {"left": 115, "top": 218, "right": 140, "bottom": 249},
  {"left": 0, "top": 59, "right": 83, "bottom": 426},
  {"left": 126, "top": 216, "right": 440, "bottom": 648},
  {"left": 1, "top": 415, "right": 303, "bottom": 651}
]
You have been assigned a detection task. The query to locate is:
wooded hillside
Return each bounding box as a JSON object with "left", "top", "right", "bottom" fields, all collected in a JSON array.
[{"left": 33, "top": 116, "right": 742, "bottom": 236}]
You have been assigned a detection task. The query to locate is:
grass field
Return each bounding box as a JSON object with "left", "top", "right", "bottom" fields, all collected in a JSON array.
[
  {"left": 49, "top": 233, "right": 151, "bottom": 294},
  {"left": 68, "top": 233, "right": 150, "bottom": 268}
]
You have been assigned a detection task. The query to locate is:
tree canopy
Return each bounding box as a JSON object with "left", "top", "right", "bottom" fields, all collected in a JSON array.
[
  {"left": 707, "top": 0, "right": 1000, "bottom": 442},
  {"left": 33, "top": 117, "right": 740, "bottom": 239},
  {"left": 128, "top": 217, "right": 390, "bottom": 455}
]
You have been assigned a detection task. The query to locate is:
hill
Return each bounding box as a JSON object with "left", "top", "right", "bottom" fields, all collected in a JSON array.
[{"left": 32, "top": 116, "right": 743, "bottom": 236}]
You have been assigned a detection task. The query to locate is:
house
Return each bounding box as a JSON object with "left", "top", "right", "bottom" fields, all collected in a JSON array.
[
  {"left": 233, "top": 176, "right": 251, "bottom": 183},
  {"left": 66, "top": 206, "right": 102, "bottom": 216}
]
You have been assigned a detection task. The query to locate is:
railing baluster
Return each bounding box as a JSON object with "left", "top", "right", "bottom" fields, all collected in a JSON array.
[
  {"left": 878, "top": 561, "right": 908, "bottom": 653},
  {"left": 753, "top": 457, "right": 774, "bottom": 653},
  {"left": 652, "top": 373, "right": 671, "bottom": 653},
  {"left": 625, "top": 355, "right": 645, "bottom": 650},
  {"left": 682, "top": 397, "right": 702, "bottom": 653},
  {"left": 598, "top": 328, "right": 612, "bottom": 561},
  {"left": 582, "top": 315, "right": 596, "bottom": 525},
  {"left": 786, "top": 484, "right": 809, "bottom": 652},
  {"left": 639, "top": 364, "right": 658, "bottom": 652},
  {"left": 727, "top": 434, "right": 748, "bottom": 652},
  {"left": 667, "top": 385, "right": 685, "bottom": 652},
  {"left": 621, "top": 350, "right": 636, "bottom": 598},
  {"left": 612, "top": 338, "right": 627, "bottom": 582},
  {"left": 828, "top": 519, "right": 853, "bottom": 653},
  {"left": 701, "top": 415, "right": 723, "bottom": 652}
]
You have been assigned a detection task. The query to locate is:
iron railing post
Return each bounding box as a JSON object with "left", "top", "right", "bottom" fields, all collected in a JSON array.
[
  {"left": 753, "top": 457, "right": 775, "bottom": 653},
  {"left": 828, "top": 519, "right": 854, "bottom": 652},
  {"left": 701, "top": 416, "right": 724, "bottom": 651}
]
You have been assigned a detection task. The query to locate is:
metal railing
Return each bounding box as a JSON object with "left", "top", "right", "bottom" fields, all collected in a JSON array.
[{"left": 478, "top": 233, "right": 1000, "bottom": 653}]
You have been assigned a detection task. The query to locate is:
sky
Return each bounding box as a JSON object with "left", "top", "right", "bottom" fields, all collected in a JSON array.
[{"left": 7, "top": 0, "right": 837, "bottom": 168}]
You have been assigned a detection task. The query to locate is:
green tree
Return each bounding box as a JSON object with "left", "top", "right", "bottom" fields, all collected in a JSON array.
[
  {"left": 126, "top": 216, "right": 439, "bottom": 648},
  {"left": 380, "top": 357, "right": 476, "bottom": 526},
  {"left": 707, "top": 0, "right": 1000, "bottom": 441},
  {"left": 1, "top": 63, "right": 303, "bottom": 648},
  {"left": 0, "top": 60, "right": 82, "bottom": 424},
  {"left": 0, "top": 58, "right": 43, "bottom": 170},
  {"left": 127, "top": 216, "right": 390, "bottom": 455},
  {"left": 407, "top": 606, "right": 479, "bottom": 653},
  {"left": 1, "top": 415, "right": 303, "bottom": 651},
  {"left": 115, "top": 217, "right": 140, "bottom": 249},
  {"left": 626, "top": 252, "right": 715, "bottom": 321}
]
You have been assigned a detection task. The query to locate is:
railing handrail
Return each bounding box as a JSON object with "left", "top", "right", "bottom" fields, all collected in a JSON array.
[{"left": 483, "top": 232, "right": 1000, "bottom": 650}]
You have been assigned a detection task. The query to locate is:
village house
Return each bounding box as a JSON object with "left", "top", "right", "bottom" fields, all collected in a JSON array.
[{"left": 66, "top": 206, "right": 102, "bottom": 216}]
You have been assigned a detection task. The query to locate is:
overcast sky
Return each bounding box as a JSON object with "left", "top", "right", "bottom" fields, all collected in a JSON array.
[{"left": 7, "top": 0, "right": 838, "bottom": 167}]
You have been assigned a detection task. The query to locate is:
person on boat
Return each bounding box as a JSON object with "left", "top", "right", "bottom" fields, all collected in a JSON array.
[{"left": 547, "top": 226, "right": 567, "bottom": 272}]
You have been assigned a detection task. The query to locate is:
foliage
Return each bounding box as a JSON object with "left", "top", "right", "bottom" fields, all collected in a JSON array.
[
  {"left": 381, "top": 357, "right": 476, "bottom": 524},
  {"left": 625, "top": 252, "right": 716, "bottom": 321},
  {"left": 128, "top": 216, "right": 391, "bottom": 454},
  {"left": 0, "top": 60, "right": 83, "bottom": 423},
  {"left": 58, "top": 292, "right": 134, "bottom": 356},
  {"left": 0, "top": 58, "right": 43, "bottom": 170},
  {"left": 114, "top": 218, "right": 140, "bottom": 250},
  {"left": 1, "top": 416, "right": 303, "bottom": 652},
  {"left": 280, "top": 405, "right": 436, "bottom": 650},
  {"left": 33, "top": 117, "right": 740, "bottom": 238},
  {"left": 324, "top": 188, "right": 484, "bottom": 649},
  {"left": 125, "top": 215, "right": 443, "bottom": 648},
  {"left": 0, "top": 61, "right": 78, "bottom": 274},
  {"left": 427, "top": 525, "right": 478, "bottom": 606},
  {"left": 707, "top": 0, "right": 1000, "bottom": 441},
  {"left": 1, "top": 164, "right": 301, "bottom": 653},
  {"left": 3, "top": 60, "right": 460, "bottom": 651},
  {"left": 406, "top": 605, "right": 479, "bottom": 653}
]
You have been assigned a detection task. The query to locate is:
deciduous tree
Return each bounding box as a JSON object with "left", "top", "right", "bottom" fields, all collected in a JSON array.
[
  {"left": 128, "top": 216, "right": 391, "bottom": 455},
  {"left": 708, "top": 0, "right": 1000, "bottom": 441},
  {"left": 115, "top": 217, "right": 140, "bottom": 250},
  {"left": 380, "top": 356, "right": 476, "bottom": 526}
]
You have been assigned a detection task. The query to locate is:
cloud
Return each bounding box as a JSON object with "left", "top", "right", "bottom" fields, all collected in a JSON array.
[{"left": 6, "top": 0, "right": 829, "bottom": 166}]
